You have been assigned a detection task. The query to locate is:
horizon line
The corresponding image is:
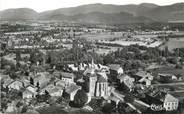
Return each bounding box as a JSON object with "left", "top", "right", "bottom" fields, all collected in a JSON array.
[{"left": 0, "top": 2, "right": 184, "bottom": 13}]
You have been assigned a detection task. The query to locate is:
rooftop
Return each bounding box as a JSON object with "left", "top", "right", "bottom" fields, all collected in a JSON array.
[
  {"left": 61, "top": 72, "right": 75, "bottom": 78},
  {"left": 97, "top": 74, "right": 107, "bottom": 83},
  {"left": 65, "top": 84, "right": 81, "bottom": 94},
  {"left": 164, "top": 94, "right": 178, "bottom": 102},
  {"left": 135, "top": 71, "right": 153, "bottom": 78},
  {"left": 108, "top": 64, "right": 121, "bottom": 71}
]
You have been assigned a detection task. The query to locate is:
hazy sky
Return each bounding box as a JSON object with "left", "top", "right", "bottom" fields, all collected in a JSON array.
[{"left": 0, "top": 0, "right": 184, "bottom": 12}]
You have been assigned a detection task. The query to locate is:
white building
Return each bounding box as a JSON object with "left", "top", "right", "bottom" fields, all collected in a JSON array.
[
  {"left": 163, "top": 94, "right": 179, "bottom": 111},
  {"left": 22, "top": 89, "right": 36, "bottom": 99},
  {"left": 135, "top": 71, "right": 153, "bottom": 86},
  {"left": 40, "top": 84, "right": 64, "bottom": 97},
  {"left": 108, "top": 64, "right": 124, "bottom": 75},
  {"left": 7, "top": 80, "right": 24, "bottom": 90},
  {"left": 122, "top": 75, "right": 135, "bottom": 90},
  {"left": 60, "top": 72, "right": 75, "bottom": 87}
]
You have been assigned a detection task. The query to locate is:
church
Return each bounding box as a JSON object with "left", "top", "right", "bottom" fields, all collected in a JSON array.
[{"left": 83, "top": 59, "right": 109, "bottom": 98}]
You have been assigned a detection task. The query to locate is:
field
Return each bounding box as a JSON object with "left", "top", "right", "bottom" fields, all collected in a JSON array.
[
  {"left": 99, "top": 40, "right": 162, "bottom": 47},
  {"left": 95, "top": 46, "right": 121, "bottom": 55},
  {"left": 80, "top": 33, "right": 157, "bottom": 41},
  {"left": 159, "top": 37, "right": 184, "bottom": 51},
  {"left": 80, "top": 32, "right": 162, "bottom": 47},
  {"left": 151, "top": 66, "right": 184, "bottom": 76},
  {"left": 37, "top": 105, "right": 102, "bottom": 114},
  {"left": 80, "top": 32, "right": 123, "bottom": 40},
  {"left": 154, "top": 83, "right": 184, "bottom": 91}
]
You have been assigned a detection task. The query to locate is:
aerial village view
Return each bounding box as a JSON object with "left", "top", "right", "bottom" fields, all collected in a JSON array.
[{"left": 0, "top": 0, "right": 184, "bottom": 114}]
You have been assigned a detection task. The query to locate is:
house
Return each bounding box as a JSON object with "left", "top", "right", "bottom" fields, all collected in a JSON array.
[
  {"left": 135, "top": 71, "right": 153, "bottom": 81},
  {"left": 108, "top": 64, "right": 124, "bottom": 81},
  {"left": 2, "top": 53, "right": 16, "bottom": 65},
  {"left": 158, "top": 73, "right": 178, "bottom": 82},
  {"left": 78, "top": 63, "right": 88, "bottom": 71},
  {"left": 142, "top": 92, "right": 179, "bottom": 111},
  {"left": 20, "top": 78, "right": 30, "bottom": 87},
  {"left": 64, "top": 83, "right": 81, "bottom": 101},
  {"left": 0, "top": 72, "right": 9, "bottom": 82},
  {"left": 163, "top": 94, "right": 179, "bottom": 111},
  {"left": 108, "top": 64, "right": 124, "bottom": 75},
  {"left": 52, "top": 71, "right": 62, "bottom": 78},
  {"left": 139, "top": 78, "right": 152, "bottom": 86},
  {"left": 60, "top": 72, "right": 75, "bottom": 87},
  {"left": 5, "top": 101, "right": 16, "bottom": 113},
  {"left": 7, "top": 80, "right": 24, "bottom": 90},
  {"left": 32, "top": 72, "right": 50, "bottom": 88},
  {"left": 169, "top": 91, "right": 184, "bottom": 102},
  {"left": 120, "top": 75, "right": 135, "bottom": 90},
  {"left": 22, "top": 89, "right": 36, "bottom": 99},
  {"left": 68, "top": 64, "right": 78, "bottom": 71},
  {"left": 54, "top": 79, "right": 66, "bottom": 88},
  {"left": 134, "top": 71, "right": 153, "bottom": 86},
  {"left": 40, "top": 84, "right": 64, "bottom": 97},
  {"left": 26, "top": 85, "right": 37, "bottom": 93},
  {"left": 20, "top": 53, "right": 30, "bottom": 59},
  {"left": 1, "top": 77, "right": 14, "bottom": 88}
]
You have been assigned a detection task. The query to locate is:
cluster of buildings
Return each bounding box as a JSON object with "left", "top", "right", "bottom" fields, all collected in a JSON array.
[
  {"left": 1, "top": 54, "right": 184, "bottom": 113},
  {"left": 1, "top": 22, "right": 184, "bottom": 114}
]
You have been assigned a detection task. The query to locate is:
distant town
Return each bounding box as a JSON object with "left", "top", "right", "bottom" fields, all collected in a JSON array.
[{"left": 0, "top": 20, "right": 184, "bottom": 114}]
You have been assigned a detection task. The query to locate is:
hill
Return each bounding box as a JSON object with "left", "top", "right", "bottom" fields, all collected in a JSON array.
[
  {"left": 0, "top": 8, "right": 38, "bottom": 21},
  {"left": 142, "top": 3, "right": 184, "bottom": 22},
  {"left": 0, "top": 3, "right": 184, "bottom": 23}
]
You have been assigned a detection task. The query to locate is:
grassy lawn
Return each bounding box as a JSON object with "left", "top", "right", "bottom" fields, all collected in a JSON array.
[{"left": 151, "top": 66, "right": 184, "bottom": 77}]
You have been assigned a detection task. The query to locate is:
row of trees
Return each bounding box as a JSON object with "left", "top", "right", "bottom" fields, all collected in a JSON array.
[{"left": 102, "top": 44, "right": 184, "bottom": 71}]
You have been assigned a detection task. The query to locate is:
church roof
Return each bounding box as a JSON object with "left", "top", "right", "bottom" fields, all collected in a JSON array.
[
  {"left": 83, "top": 68, "right": 96, "bottom": 76},
  {"left": 97, "top": 75, "right": 107, "bottom": 83}
]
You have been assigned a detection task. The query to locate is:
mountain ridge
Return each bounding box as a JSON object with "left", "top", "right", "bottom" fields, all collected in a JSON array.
[{"left": 0, "top": 3, "right": 184, "bottom": 23}]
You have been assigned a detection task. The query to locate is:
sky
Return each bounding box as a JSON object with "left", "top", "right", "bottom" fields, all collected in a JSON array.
[{"left": 0, "top": 0, "right": 184, "bottom": 12}]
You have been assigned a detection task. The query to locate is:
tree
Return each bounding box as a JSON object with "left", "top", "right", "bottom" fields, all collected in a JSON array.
[
  {"left": 9, "top": 71, "right": 17, "bottom": 79},
  {"left": 21, "top": 106, "right": 28, "bottom": 113},
  {"left": 30, "top": 77, "right": 34, "bottom": 85},
  {"left": 175, "top": 64, "right": 183, "bottom": 69},
  {"left": 166, "top": 57, "right": 177, "bottom": 64},
  {"left": 16, "top": 51, "right": 21, "bottom": 62},
  {"left": 72, "top": 89, "right": 88, "bottom": 107},
  {"left": 117, "top": 102, "right": 127, "bottom": 114},
  {"left": 164, "top": 46, "right": 170, "bottom": 57},
  {"left": 124, "top": 95, "right": 134, "bottom": 103},
  {"left": 103, "top": 54, "right": 115, "bottom": 65},
  {"left": 102, "top": 102, "right": 116, "bottom": 114},
  {"left": 36, "top": 82, "right": 40, "bottom": 88}
]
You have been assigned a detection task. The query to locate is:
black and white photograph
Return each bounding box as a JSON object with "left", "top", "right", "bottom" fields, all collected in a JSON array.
[{"left": 0, "top": 0, "right": 184, "bottom": 114}]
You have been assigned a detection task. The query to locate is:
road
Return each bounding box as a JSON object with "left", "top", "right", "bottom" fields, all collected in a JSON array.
[
  {"left": 153, "top": 82, "right": 184, "bottom": 86},
  {"left": 111, "top": 89, "right": 144, "bottom": 114}
]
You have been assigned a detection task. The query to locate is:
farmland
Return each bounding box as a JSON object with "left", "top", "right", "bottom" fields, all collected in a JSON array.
[{"left": 159, "top": 37, "right": 184, "bottom": 51}]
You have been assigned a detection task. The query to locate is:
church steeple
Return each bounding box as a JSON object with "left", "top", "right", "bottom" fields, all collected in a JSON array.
[{"left": 91, "top": 58, "right": 95, "bottom": 69}]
